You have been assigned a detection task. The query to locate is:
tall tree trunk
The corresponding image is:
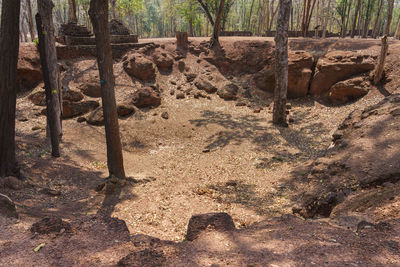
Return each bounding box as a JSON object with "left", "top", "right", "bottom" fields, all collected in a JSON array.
[
  {"left": 302, "top": 0, "right": 317, "bottom": 37},
  {"left": 383, "top": 0, "right": 395, "bottom": 36},
  {"left": 273, "top": 0, "right": 291, "bottom": 126},
  {"left": 26, "top": 0, "right": 35, "bottom": 41},
  {"left": 89, "top": 0, "right": 125, "bottom": 179},
  {"left": 350, "top": 0, "right": 361, "bottom": 38},
  {"left": 0, "top": 0, "right": 21, "bottom": 177},
  {"left": 394, "top": 14, "right": 400, "bottom": 39},
  {"left": 343, "top": 0, "right": 352, "bottom": 37},
  {"left": 210, "top": 0, "right": 225, "bottom": 47},
  {"left": 372, "top": 0, "right": 384, "bottom": 38},
  {"left": 110, "top": 0, "right": 116, "bottom": 20},
  {"left": 36, "top": 0, "right": 63, "bottom": 158},
  {"left": 68, "top": 0, "right": 77, "bottom": 23},
  {"left": 362, "top": 0, "right": 375, "bottom": 38},
  {"left": 248, "top": 0, "right": 256, "bottom": 30},
  {"left": 322, "top": 0, "right": 331, "bottom": 38},
  {"left": 372, "top": 36, "right": 388, "bottom": 84}
]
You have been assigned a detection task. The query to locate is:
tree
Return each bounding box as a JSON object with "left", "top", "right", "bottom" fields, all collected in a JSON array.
[
  {"left": 89, "top": 0, "right": 126, "bottom": 179},
  {"left": 273, "top": 0, "right": 291, "bottom": 126},
  {"left": 383, "top": 0, "right": 395, "bottom": 36},
  {"left": 372, "top": 35, "right": 388, "bottom": 85},
  {"left": 322, "top": 0, "right": 332, "bottom": 38},
  {"left": 350, "top": 0, "right": 361, "bottom": 38},
  {"left": 395, "top": 14, "right": 400, "bottom": 39},
  {"left": 210, "top": 0, "right": 225, "bottom": 47},
  {"left": 26, "top": 0, "right": 36, "bottom": 41},
  {"left": 0, "top": 0, "right": 21, "bottom": 177},
  {"left": 36, "top": 0, "right": 63, "bottom": 157},
  {"left": 302, "top": 0, "right": 317, "bottom": 37},
  {"left": 110, "top": 0, "right": 117, "bottom": 20},
  {"left": 69, "top": 0, "right": 78, "bottom": 23},
  {"left": 372, "top": 0, "right": 384, "bottom": 38}
]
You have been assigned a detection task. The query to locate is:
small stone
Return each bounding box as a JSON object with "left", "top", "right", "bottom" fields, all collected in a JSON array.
[
  {"left": 169, "top": 90, "right": 175, "bottom": 95},
  {"left": 170, "top": 80, "right": 177, "bottom": 85},
  {"left": 176, "top": 92, "right": 185, "bottom": 99},
  {"left": 288, "top": 117, "right": 295, "bottom": 123},
  {"left": 32, "top": 126, "right": 41, "bottom": 131},
  {"left": 236, "top": 102, "right": 246, "bottom": 107},
  {"left": 286, "top": 103, "right": 292, "bottom": 110},
  {"left": 161, "top": 112, "right": 169, "bottom": 120},
  {"left": 253, "top": 108, "right": 261, "bottom": 113},
  {"left": 202, "top": 148, "right": 210, "bottom": 153},
  {"left": 18, "top": 117, "right": 28, "bottom": 122}
]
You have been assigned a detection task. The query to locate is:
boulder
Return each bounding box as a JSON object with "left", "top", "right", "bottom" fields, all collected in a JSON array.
[
  {"left": 185, "top": 72, "right": 197, "bottom": 82},
  {"left": 63, "top": 89, "right": 84, "bottom": 102},
  {"left": 123, "top": 53, "right": 156, "bottom": 81},
  {"left": 17, "top": 43, "right": 42, "bottom": 93},
  {"left": 117, "top": 103, "right": 136, "bottom": 117},
  {"left": 329, "top": 76, "right": 370, "bottom": 103},
  {"left": 30, "top": 216, "right": 72, "bottom": 234},
  {"left": 62, "top": 100, "right": 99, "bottom": 118},
  {"left": 186, "top": 212, "right": 236, "bottom": 241},
  {"left": 78, "top": 82, "right": 102, "bottom": 98},
  {"left": 131, "top": 87, "right": 161, "bottom": 108},
  {"left": 152, "top": 49, "right": 173, "bottom": 70},
  {"left": 217, "top": 83, "right": 239, "bottom": 100},
  {"left": 28, "top": 90, "right": 46, "bottom": 106},
  {"left": 0, "top": 193, "right": 18, "bottom": 218},
  {"left": 310, "top": 51, "right": 375, "bottom": 97},
  {"left": 254, "top": 51, "right": 314, "bottom": 98},
  {"left": 195, "top": 77, "right": 217, "bottom": 93}
]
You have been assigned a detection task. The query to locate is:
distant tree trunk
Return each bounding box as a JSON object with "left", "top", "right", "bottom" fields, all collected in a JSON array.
[
  {"left": 273, "top": 0, "right": 291, "bottom": 126},
  {"left": 36, "top": 0, "right": 63, "bottom": 157},
  {"left": 110, "top": 0, "right": 117, "bottom": 20},
  {"left": 302, "top": 0, "right": 317, "bottom": 37},
  {"left": 268, "top": 0, "right": 279, "bottom": 31},
  {"left": 0, "top": 0, "right": 21, "bottom": 177},
  {"left": 322, "top": 0, "right": 331, "bottom": 38},
  {"left": 343, "top": 0, "right": 353, "bottom": 37},
  {"left": 350, "top": 0, "right": 361, "bottom": 38},
  {"left": 383, "top": 0, "right": 395, "bottom": 36},
  {"left": 68, "top": 0, "right": 77, "bottom": 23},
  {"left": 89, "top": 0, "right": 126, "bottom": 179},
  {"left": 372, "top": 0, "right": 384, "bottom": 38},
  {"left": 372, "top": 35, "right": 388, "bottom": 85},
  {"left": 248, "top": 0, "right": 256, "bottom": 30},
  {"left": 26, "top": 0, "right": 35, "bottom": 41},
  {"left": 395, "top": 14, "right": 400, "bottom": 39},
  {"left": 210, "top": 0, "right": 225, "bottom": 47},
  {"left": 189, "top": 16, "right": 194, "bottom": 37},
  {"left": 362, "top": 0, "right": 375, "bottom": 38}
]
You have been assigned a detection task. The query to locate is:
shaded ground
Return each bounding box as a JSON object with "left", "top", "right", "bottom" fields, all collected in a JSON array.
[{"left": 1, "top": 37, "right": 400, "bottom": 266}]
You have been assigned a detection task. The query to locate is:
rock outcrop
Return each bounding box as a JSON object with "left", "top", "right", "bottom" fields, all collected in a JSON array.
[
  {"left": 310, "top": 51, "right": 375, "bottom": 97},
  {"left": 131, "top": 87, "right": 161, "bottom": 108},
  {"left": 17, "top": 44, "right": 42, "bottom": 93},
  {"left": 328, "top": 76, "right": 370, "bottom": 103},
  {"left": 123, "top": 53, "right": 156, "bottom": 82}
]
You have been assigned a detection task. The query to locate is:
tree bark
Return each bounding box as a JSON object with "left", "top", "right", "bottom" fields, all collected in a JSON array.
[
  {"left": 383, "top": 0, "right": 395, "bottom": 36},
  {"left": 350, "top": 0, "right": 361, "bottom": 38},
  {"left": 362, "top": 0, "right": 375, "bottom": 38},
  {"left": 372, "top": 35, "right": 388, "bottom": 85},
  {"left": 89, "top": 0, "right": 125, "bottom": 179},
  {"left": 26, "top": 0, "right": 35, "bottom": 41},
  {"left": 210, "top": 0, "right": 225, "bottom": 47},
  {"left": 273, "top": 0, "right": 291, "bottom": 126},
  {"left": 68, "top": 0, "right": 77, "bottom": 23},
  {"left": 0, "top": 0, "right": 21, "bottom": 177},
  {"left": 36, "top": 0, "right": 63, "bottom": 158}
]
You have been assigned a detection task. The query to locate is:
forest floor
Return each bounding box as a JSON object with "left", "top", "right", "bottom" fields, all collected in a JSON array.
[{"left": 1, "top": 37, "right": 400, "bottom": 266}]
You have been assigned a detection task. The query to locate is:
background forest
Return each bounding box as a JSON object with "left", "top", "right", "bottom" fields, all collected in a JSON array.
[{"left": 10, "top": 0, "right": 400, "bottom": 40}]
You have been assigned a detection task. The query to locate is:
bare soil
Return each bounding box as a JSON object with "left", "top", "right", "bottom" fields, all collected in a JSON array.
[{"left": 1, "top": 37, "right": 399, "bottom": 266}]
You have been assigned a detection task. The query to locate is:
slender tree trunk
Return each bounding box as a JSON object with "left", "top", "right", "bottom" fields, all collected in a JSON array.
[
  {"left": 394, "top": 14, "right": 400, "bottom": 39},
  {"left": 384, "top": 0, "right": 395, "bottom": 36},
  {"left": 322, "top": 0, "right": 331, "bottom": 38},
  {"left": 89, "top": 0, "right": 125, "bottom": 179},
  {"left": 210, "top": 0, "right": 225, "bottom": 47},
  {"left": 248, "top": 0, "right": 256, "bottom": 30},
  {"left": 110, "top": 0, "right": 116, "bottom": 20},
  {"left": 273, "top": 0, "right": 291, "bottom": 126},
  {"left": 68, "top": 0, "right": 77, "bottom": 23},
  {"left": 372, "top": 0, "right": 384, "bottom": 38},
  {"left": 372, "top": 36, "right": 388, "bottom": 84},
  {"left": 362, "top": 0, "right": 374, "bottom": 38},
  {"left": 36, "top": 0, "right": 63, "bottom": 158},
  {"left": 26, "top": 0, "right": 35, "bottom": 41},
  {"left": 350, "top": 0, "right": 361, "bottom": 38},
  {"left": 197, "top": 0, "right": 215, "bottom": 26},
  {"left": 0, "top": 0, "right": 21, "bottom": 177}
]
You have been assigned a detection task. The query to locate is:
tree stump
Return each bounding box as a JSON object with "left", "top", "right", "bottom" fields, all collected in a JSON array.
[
  {"left": 176, "top": 31, "right": 188, "bottom": 50},
  {"left": 372, "top": 36, "right": 388, "bottom": 85}
]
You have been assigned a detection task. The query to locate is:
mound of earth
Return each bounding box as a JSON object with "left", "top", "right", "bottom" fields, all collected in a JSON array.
[{"left": 294, "top": 93, "right": 400, "bottom": 219}]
